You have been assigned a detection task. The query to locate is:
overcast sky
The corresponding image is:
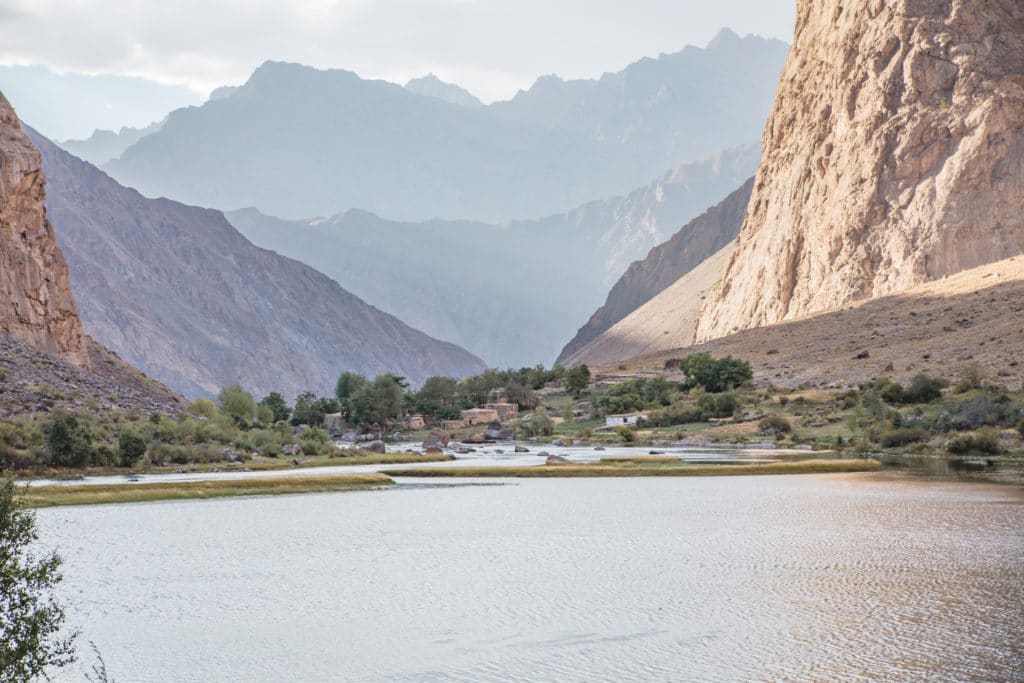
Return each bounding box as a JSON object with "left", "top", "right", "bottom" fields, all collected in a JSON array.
[{"left": 0, "top": 0, "right": 794, "bottom": 101}]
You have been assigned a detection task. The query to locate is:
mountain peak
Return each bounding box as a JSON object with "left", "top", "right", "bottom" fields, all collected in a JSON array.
[
  {"left": 405, "top": 73, "right": 483, "bottom": 109},
  {"left": 706, "top": 27, "right": 742, "bottom": 49}
]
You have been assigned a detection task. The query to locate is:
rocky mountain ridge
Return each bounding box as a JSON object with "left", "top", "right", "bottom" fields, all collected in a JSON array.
[
  {"left": 227, "top": 145, "right": 759, "bottom": 367},
  {"left": 102, "top": 32, "right": 787, "bottom": 222}
]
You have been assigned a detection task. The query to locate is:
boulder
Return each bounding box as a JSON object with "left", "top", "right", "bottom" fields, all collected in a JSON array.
[
  {"left": 552, "top": 439, "right": 566, "bottom": 447},
  {"left": 366, "top": 440, "right": 386, "bottom": 454},
  {"left": 424, "top": 447, "right": 444, "bottom": 455},
  {"left": 545, "top": 454, "right": 570, "bottom": 464},
  {"left": 514, "top": 445, "right": 530, "bottom": 453},
  {"left": 423, "top": 428, "right": 450, "bottom": 449}
]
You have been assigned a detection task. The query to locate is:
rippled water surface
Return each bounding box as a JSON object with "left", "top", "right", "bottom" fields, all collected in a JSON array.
[{"left": 37, "top": 474, "right": 1024, "bottom": 682}]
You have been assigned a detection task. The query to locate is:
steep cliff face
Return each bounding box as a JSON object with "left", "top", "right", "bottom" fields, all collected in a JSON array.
[
  {"left": 0, "top": 91, "right": 88, "bottom": 366},
  {"left": 697, "top": 0, "right": 1024, "bottom": 341},
  {"left": 556, "top": 178, "right": 753, "bottom": 364}
]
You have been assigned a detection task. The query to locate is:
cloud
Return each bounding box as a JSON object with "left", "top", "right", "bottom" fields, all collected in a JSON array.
[{"left": 0, "top": 0, "right": 794, "bottom": 102}]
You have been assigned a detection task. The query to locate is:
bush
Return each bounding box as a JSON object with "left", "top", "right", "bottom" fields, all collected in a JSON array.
[
  {"left": 117, "top": 427, "right": 148, "bottom": 468},
  {"left": 954, "top": 363, "right": 987, "bottom": 393},
  {"left": 758, "top": 415, "right": 792, "bottom": 435},
  {"left": 517, "top": 407, "right": 554, "bottom": 438},
  {"left": 1018, "top": 419, "right": 1024, "bottom": 438},
  {"left": 878, "top": 427, "right": 928, "bottom": 448},
  {"left": 934, "top": 393, "right": 1023, "bottom": 432},
  {"left": 617, "top": 426, "right": 636, "bottom": 443},
  {"left": 42, "top": 409, "right": 93, "bottom": 468},
  {"left": 946, "top": 432, "right": 1000, "bottom": 455},
  {"left": 697, "top": 392, "right": 737, "bottom": 419},
  {"left": 903, "top": 374, "right": 947, "bottom": 403}
]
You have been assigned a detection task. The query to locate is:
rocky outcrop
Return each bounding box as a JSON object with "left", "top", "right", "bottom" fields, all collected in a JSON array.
[
  {"left": 26, "top": 127, "right": 487, "bottom": 399},
  {"left": 0, "top": 91, "right": 88, "bottom": 367},
  {"left": 697, "top": 0, "right": 1024, "bottom": 341},
  {"left": 557, "top": 178, "right": 753, "bottom": 364}
]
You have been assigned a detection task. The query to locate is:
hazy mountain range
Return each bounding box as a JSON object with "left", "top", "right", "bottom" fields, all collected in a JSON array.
[
  {"left": 26, "top": 126, "right": 486, "bottom": 398},
  {"left": 101, "top": 30, "right": 787, "bottom": 223},
  {"left": 227, "top": 145, "right": 760, "bottom": 367}
]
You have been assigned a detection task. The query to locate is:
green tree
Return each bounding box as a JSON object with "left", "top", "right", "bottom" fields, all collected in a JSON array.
[
  {"left": 334, "top": 372, "right": 368, "bottom": 409},
  {"left": 42, "top": 409, "right": 92, "bottom": 468},
  {"left": 349, "top": 375, "right": 405, "bottom": 427},
  {"left": 681, "top": 354, "right": 752, "bottom": 393},
  {"left": 218, "top": 384, "right": 256, "bottom": 427},
  {"left": 0, "top": 476, "right": 76, "bottom": 679},
  {"left": 566, "top": 365, "right": 591, "bottom": 398},
  {"left": 117, "top": 427, "right": 148, "bottom": 468},
  {"left": 258, "top": 392, "right": 291, "bottom": 423},
  {"left": 291, "top": 391, "right": 326, "bottom": 427}
]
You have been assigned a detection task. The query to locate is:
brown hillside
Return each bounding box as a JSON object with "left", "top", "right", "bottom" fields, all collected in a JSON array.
[{"left": 592, "top": 255, "right": 1024, "bottom": 390}]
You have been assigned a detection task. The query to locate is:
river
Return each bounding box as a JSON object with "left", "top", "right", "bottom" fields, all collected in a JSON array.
[{"left": 36, "top": 473, "right": 1024, "bottom": 681}]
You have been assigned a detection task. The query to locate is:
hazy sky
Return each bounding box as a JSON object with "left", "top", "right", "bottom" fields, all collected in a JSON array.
[{"left": 0, "top": 0, "right": 795, "bottom": 102}]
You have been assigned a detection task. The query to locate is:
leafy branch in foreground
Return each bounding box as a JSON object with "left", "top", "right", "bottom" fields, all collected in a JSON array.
[{"left": 0, "top": 474, "right": 76, "bottom": 681}]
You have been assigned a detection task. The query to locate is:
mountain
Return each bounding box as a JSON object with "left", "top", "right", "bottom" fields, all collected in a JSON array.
[
  {"left": 0, "top": 90, "right": 182, "bottom": 417},
  {"left": 227, "top": 145, "right": 759, "bottom": 367},
  {"left": 491, "top": 29, "right": 788, "bottom": 178},
  {"left": 0, "top": 91, "right": 88, "bottom": 367},
  {"left": 405, "top": 74, "right": 483, "bottom": 108},
  {"left": 559, "top": 245, "right": 734, "bottom": 368},
  {"left": 0, "top": 64, "right": 201, "bottom": 140},
  {"left": 26, "top": 128, "right": 487, "bottom": 399},
  {"left": 103, "top": 32, "right": 787, "bottom": 222},
  {"left": 59, "top": 119, "right": 163, "bottom": 165},
  {"left": 694, "top": 0, "right": 1024, "bottom": 342},
  {"left": 556, "top": 178, "right": 753, "bottom": 365}
]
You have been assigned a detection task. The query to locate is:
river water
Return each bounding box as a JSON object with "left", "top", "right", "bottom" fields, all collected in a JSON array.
[{"left": 36, "top": 473, "right": 1024, "bottom": 682}]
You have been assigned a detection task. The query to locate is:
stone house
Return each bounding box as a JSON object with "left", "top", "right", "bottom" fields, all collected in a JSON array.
[
  {"left": 604, "top": 412, "right": 648, "bottom": 427},
  {"left": 460, "top": 408, "right": 499, "bottom": 425}
]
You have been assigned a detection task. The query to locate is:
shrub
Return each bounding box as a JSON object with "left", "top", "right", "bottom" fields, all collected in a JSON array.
[
  {"left": 934, "top": 393, "right": 1023, "bottom": 432},
  {"left": 878, "top": 427, "right": 928, "bottom": 448},
  {"left": 186, "top": 399, "right": 218, "bottom": 419},
  {"left": 617, "top": 426, "right": 636, "bottom": 443},
  {"left": 117, "top": 427, "right": 148, "bottom": 468},
  {"left": 903, "top": 374, "right": 947, "bottom": 403},
  {"left": 758, "top": 415, "right": 792, "bottom": 435},
  {"left": 697, "top": 392, "right": 737, "bottom": 419},
  {"left": 218, "top": 384, "right": 256, "bottom": 427},
  {"left": 1018, "top": 419, "right": 1024, "bottom": 438},
  {"left": 946, "top": 432, "right": 1000, "bottom": 455},
  {"left": 42, "top": 409, "right": 93, "bottom": 468},
  {"left": 954, "top": 363, "right": 987, "bottom": 393}
]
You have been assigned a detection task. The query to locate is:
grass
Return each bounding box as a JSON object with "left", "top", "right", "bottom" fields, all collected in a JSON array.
[
  {"left": 17, "top": 473, "right": 394, "bottom": 508},
  {"left": 386, "top": 458, "right": 881, "bottom": 478}
]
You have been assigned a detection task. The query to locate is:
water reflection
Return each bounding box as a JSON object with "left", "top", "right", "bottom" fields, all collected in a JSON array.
[{"left": 36, "top": 474, "right": 1024, "bottom": 682}]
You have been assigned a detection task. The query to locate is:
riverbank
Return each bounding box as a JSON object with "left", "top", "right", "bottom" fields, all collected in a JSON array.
[
  {"left": 17, "top": 473, "right": 394, "bottom": 508},
  {"left": 387, "top": 458, "right": 881, "bottom": 478},
  {"left": 19, "top": 450, "right": 452, "bottom": 481}
]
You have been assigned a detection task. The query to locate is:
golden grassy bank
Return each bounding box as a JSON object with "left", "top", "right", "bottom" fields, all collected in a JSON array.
[
  {"left": 18, "top": 473, "right": 394, "bottom": 508},
  {"left": 386, "top": 459, "right": 881, "bottom": 478}
]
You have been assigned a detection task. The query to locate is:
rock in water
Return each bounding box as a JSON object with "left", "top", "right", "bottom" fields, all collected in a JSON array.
[
  {"left": 423, "top": 428, "right": 450, "bottom": 449},
  {"left": 366, "top": 440, "right": 386, "bottom": 454},
  {"left": 697, "top": 0, "right": 1024, "bottom": 341},
  {"left": 0, "top": 92, "right": 88, "bottom": 366}
]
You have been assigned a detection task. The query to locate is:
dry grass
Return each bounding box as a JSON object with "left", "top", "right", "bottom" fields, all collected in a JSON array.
[
  {"left": 18, "top": 473, "right": 394, "bottom": 508},
  {"left": 387, "top": 459, "right": 880, "bottom": 478}
]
